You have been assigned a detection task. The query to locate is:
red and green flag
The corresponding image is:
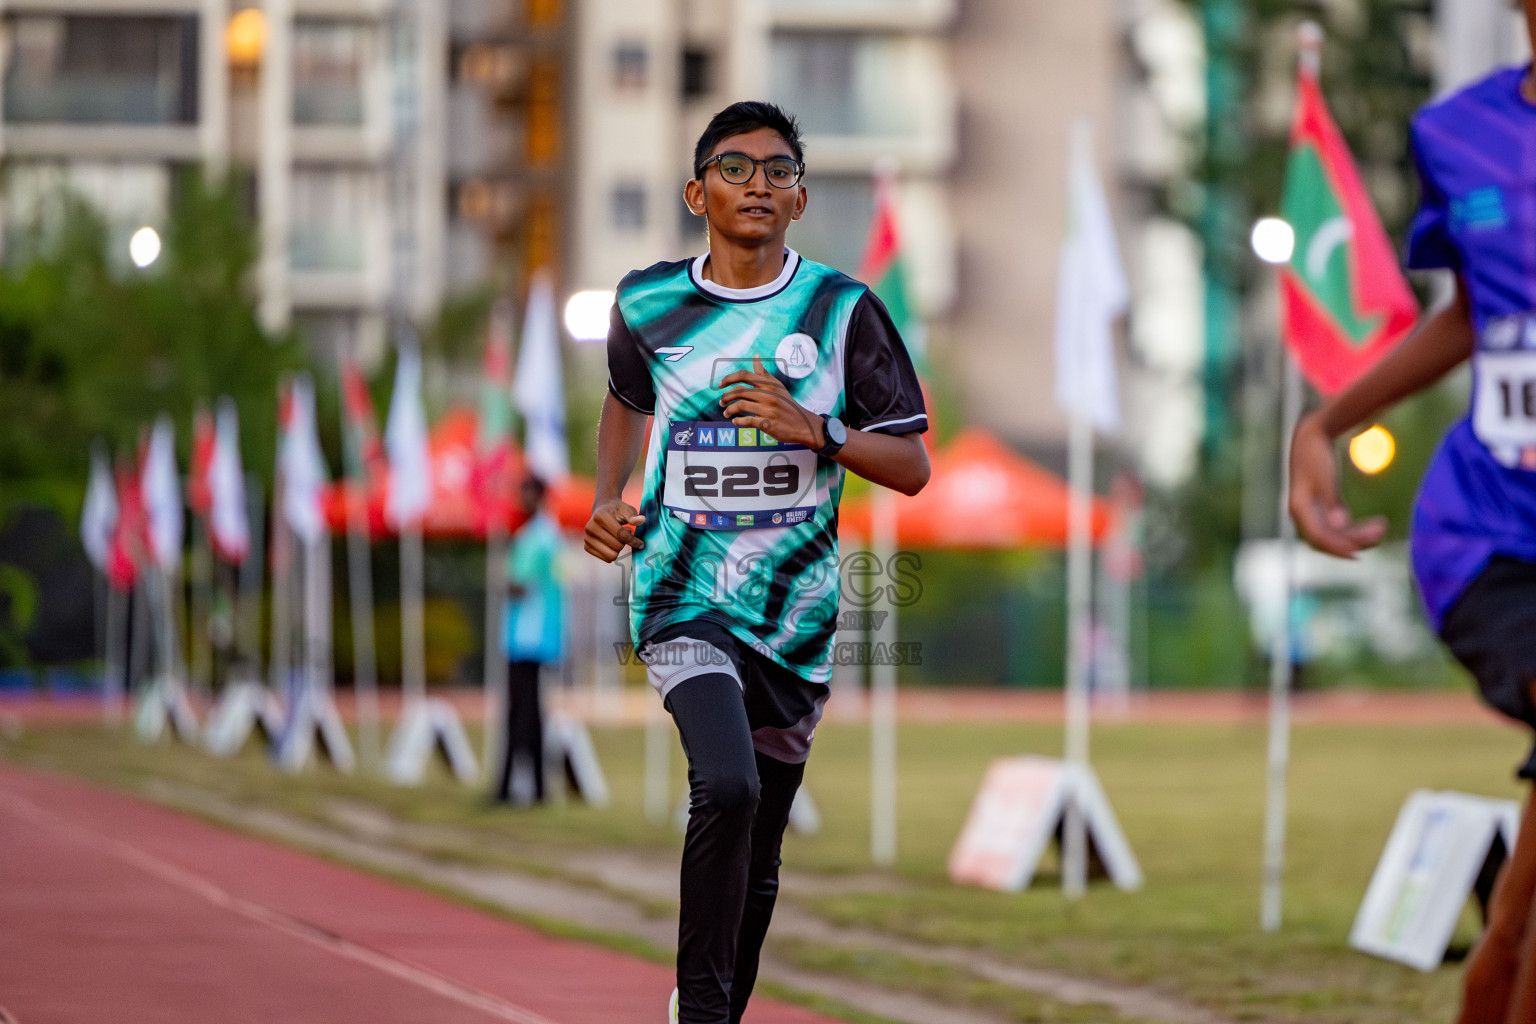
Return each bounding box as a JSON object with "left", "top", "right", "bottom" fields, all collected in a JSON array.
[
  {"left": 1279, "top": 47, "right": 1417, "bottom": 395},
  {"left": 339, "top": 353, "right": 383, "bottom": 482},
  {"left": 187, "top": 404, "right": 216, "bottom": 517},
  {"left": 475, "top": 301, "right": 517, "bottom": 530},
  {"left": 857, "top": 169, "right": 928, "bottom": 375}
]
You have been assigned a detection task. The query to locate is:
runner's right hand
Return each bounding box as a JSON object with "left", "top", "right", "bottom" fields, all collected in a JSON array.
[
  {"left": 1288, "top": 412, "right": 1387, "bottom": 558},
  {"left": 585, "top": 499, "right": 645, "bottom": 562}
]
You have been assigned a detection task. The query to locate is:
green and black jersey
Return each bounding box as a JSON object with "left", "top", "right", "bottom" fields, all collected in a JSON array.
[{"left": 607, "top": 248, "right": 926, "bottom": 683}]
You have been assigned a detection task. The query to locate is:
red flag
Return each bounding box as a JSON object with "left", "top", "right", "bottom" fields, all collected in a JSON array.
[
  {"left": 339, "top": 354, "right": 384, "bottom": 478},
  {"left": 108, "top": 460, "right": 144, "bottom": 591},
  {"left": 474, "top": 302, "right": 516, "bottom": 530},
  {"left": 1279, "top": 40, "right": 1417, "bottom": 395},
  {"left": 188, "top": 406, "right": 216, "bottom": 516}
]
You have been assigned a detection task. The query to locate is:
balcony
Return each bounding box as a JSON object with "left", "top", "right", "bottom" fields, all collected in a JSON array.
[
  {"left": 770, "top": 31, "right": 956, "bottom": 174},
  {"left": 3, "top": 14, "right": 197, "bottom": 126},
  {"left": 769, "top": 0, "right": 956, "bottom": 33}
]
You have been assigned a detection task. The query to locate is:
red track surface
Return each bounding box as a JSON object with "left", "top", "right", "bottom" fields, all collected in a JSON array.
[{"left": 0, "top": 763, "right": 835, "bottom": 1024}]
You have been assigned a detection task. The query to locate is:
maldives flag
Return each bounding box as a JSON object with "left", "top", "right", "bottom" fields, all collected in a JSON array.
[
  {"left": 339, "top": 352, "right": 384, "bottom": 482},
  {"left": 857, "top": 166, "right": 927, "bottom": 372},
  {"left": 107, "top": 460, "right": 144, "bottom": 591},
  {"left": 187, "top": 405, "right": 216, "bottom": 516},
  {"left": 1279, "top": 47, "right": 1417, "bottom": 395},
  {"left": 475, "top": 301, "right": 516, "bottom": 528}
]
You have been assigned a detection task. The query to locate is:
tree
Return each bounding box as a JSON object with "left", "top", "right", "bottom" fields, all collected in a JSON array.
[{"left": 0, "top": 172, "right": 306, "bottom": 518}]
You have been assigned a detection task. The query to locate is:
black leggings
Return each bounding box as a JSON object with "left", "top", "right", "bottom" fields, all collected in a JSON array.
[{"left": 666, "top": 672, "right": 805, "bottom": 1024}]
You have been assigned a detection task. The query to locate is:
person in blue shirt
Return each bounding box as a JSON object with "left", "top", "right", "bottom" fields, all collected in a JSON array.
[
  {"left": 492, "top": 476, "right": 564, "bottom": 806},
  {"left": 1289, "top": 7, "right": 1536, "bottom": 1019}
]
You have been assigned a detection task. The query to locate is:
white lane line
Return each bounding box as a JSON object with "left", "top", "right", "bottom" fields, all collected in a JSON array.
[{"left": 0, "top": 790, "right": 562, "bottom": 1024}]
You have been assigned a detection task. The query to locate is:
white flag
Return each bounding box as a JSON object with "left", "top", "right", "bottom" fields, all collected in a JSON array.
[
  {"left": 141, "top": 414, "right": 183, "bottom": 570},
  {"left": 1053, "top": 119, "right": 1129, "bottom": 436},
  {"left": 514, "top": 271, "right": 570, "bottom": 483},
  {"left": 280, "top": 374, "right": 329, "bottom": 543},
  {"left": 385, "top": 341, "right": 433, "bottom": 527},
  {"left": 209, "top": 396, "right": 250, "bottom": 562},
  {"left": 80, "top": 441, "right": 117, "bottom": 571}
]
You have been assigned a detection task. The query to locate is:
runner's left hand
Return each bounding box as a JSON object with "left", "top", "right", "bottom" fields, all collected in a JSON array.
[{"left": 718, "top": 356, "right": 824, "bottom": 448}]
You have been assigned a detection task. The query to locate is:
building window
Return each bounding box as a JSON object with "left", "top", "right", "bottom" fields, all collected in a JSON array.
[
  {"left": 612, "top": 184, "right": 647, "bottom": 232},
  {"left": 3, "top": 14, "right": 198, "bottom": 124},
  {"left": 770, "top": 32, "right": 916, "bottom": 138},
  {"left": 613, "top": 43, "right": 648, "bottom": 90},
  {"left": 290, "top": 168, "right": 371, "bottom": 271},
  {"left": 681, "top": 48, "right": 713, "bottom": 99},
  {"left": 293, "top": 20, "right": 367, "bottom": 126}
]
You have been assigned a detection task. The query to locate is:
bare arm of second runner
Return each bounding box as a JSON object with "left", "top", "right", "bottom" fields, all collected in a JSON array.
[
  {"left": 585, "top": 392, "right": 650, "bottom": 562},
  {"left": 1289, "top": 277, "right": 1475, "bottom": 557}
]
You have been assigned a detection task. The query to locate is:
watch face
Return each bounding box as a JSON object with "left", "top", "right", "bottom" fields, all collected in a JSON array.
[{"left": 827, "top": 417, "right": 848, "bottom": 445}]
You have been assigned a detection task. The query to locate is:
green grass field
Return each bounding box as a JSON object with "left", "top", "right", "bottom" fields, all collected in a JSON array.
[{"left": 1, "top": 708, "right": 1526, "bottom": 1023}]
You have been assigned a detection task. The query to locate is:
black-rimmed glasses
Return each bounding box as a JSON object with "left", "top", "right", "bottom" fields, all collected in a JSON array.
[{"left": 697, "top": 152, "right": 805, "bottom": 189}]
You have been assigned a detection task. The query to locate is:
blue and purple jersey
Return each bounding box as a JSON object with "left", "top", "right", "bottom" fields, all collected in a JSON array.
[{"left": 1405, "top": 65, "right": 1536, "bottom": 629}]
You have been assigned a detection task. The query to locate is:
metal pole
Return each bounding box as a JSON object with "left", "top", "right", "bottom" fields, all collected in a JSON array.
[
  {"left": 103, "top": 580, "right": 126, "bottom": 724},
  {"left": 1063, "top": 405, "right": 1094, "bottom": 898},
  {"left": 1261, "top": 352, "right": 1303, "bottom": 932},
  {"left": 870, "top": 495, "right": 899, "bottom": 867},
  {"left": 400, "top": 523, "right": 427, "bottom": 705},
  {"left": 482, "top": 526, "right": 509, "bottom": 781}
]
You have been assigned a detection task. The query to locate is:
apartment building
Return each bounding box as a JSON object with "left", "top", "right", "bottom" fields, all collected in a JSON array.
[{"left": 0, "top": 0, "right": 559, "bottom": 368}]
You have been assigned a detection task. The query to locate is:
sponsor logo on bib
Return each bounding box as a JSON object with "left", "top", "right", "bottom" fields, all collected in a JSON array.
[{"left": 776, "top": 333, "right": 818, "bottom": 379}]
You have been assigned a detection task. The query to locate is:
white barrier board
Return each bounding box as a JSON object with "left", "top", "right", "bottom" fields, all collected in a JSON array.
[
  {"left": 545, "top": 712, "right": 610, "bottom": 807},
  {"left": 948, "top": 755, "right": 1142, "bottom": 892},
  {"left": 1350, "top": 790, "right": 1519, "bottom": 971},
  {"left": 205, "top": 681, "right": 287, "bottom": 757},
  {"left": 274, "top": 683, "right": 356, "bottom": 775},
  {"left": 387, "top": 697, "right": 478, "bottom": 785}
]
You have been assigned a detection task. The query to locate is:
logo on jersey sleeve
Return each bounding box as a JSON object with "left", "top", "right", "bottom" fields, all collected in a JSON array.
[{"left": 775, "top": 333, "right": 818, "bottom": 379}]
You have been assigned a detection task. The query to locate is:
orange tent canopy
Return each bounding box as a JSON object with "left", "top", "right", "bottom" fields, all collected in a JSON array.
[
  {"left": 838, "top": 427, "right": 1114, "bottom": 549},
  {"left": 323, "top": 408, "right": 532, "bottom": 539}
]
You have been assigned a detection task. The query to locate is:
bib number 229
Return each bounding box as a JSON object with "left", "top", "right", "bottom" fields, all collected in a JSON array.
[{"left": 683, "top": 463, "right": 801, "bottom": 498}]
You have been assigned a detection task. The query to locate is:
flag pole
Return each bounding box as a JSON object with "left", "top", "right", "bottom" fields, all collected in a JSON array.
[
  {"left": 870, "top": 500, "right": 899, "bottom": 867},
  {"left": 482, "top": 519, "right": 509, "bottom": 779},
  {"left": 1262, "top": 347, "right": 1304, "bottom": 932},
  {"left": 1060, "top": 117, "right": 1098, "bottom": 900},
  {"left": 339, "top": 354, "right": 382, "bottom": 771},
  {"left": 104, "top": 579, "right": 126, "bottom": 723},
  {"left": 401, "top": 521, "right": 427, "bottom": 707},
  {"left": 1261, "top": 18, "right": 1323, "bottom": 935},
  {"left": 1062, "top": 400, "right": 1094, "bottom": 899}
]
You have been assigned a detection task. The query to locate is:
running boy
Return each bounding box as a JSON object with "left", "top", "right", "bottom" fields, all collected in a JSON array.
[
  {"left": 1289, "top": 6, "right": 1536, "bottom": 1020},
  {"left": 584, "top": 101, "right": 930, "bottom": 1024}
]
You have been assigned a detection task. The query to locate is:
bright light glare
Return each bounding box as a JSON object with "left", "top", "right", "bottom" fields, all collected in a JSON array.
[
  {"left": 1251, "top": 217, "right": 1296, "bottom": 265},
  {"left": 226, "top": 9, "right": 267, "bottom": 67},
  {"left": 1349, "top": 425, "right": 1396, "bottom": 475},
  {"left": 564, "top": 290, "right": 615, "bottom": 342},
  {"left": 129, "top": 227, "right": 162, "bottom": 269}
]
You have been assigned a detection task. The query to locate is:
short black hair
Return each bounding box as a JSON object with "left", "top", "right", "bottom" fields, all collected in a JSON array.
[{"left": 693, "top": 101, "right": 804, "bottom": 178}]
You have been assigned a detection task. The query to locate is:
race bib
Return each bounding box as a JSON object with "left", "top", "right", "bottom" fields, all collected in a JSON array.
[
  {"left": 663, "top": 420, "right": 820, "bottom": 529},
  {"left": 1473, "top": 327, "right": 1536, "bottom": 469}
]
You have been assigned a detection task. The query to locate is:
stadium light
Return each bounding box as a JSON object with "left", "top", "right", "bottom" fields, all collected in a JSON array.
[
  {"left": 564, "top": 290, "right": 615, "bottom": 342},
  {"left": 1349, "top": 425, "right": 1396, "bottom": 475},
  {"left": 1251, "top": 217, "right": 1296, "bottom": 266},
  {"left": 129, "top": 227, "right": 162, "bottom": 269}
]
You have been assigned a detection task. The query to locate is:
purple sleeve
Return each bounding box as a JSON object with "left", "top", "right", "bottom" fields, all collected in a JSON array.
[{"left": 1404, "top": 121, "right": 1460, "bottom": 272}]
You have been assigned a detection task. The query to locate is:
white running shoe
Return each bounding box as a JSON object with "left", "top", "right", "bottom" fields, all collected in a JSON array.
[{"left": 668, "top": 987, "right": 679, "bottom": 1024}]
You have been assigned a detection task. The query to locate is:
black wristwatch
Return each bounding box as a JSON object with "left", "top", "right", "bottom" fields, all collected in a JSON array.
[{"left": 813, "top": 414, "right": 847, "bottom": 458}]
